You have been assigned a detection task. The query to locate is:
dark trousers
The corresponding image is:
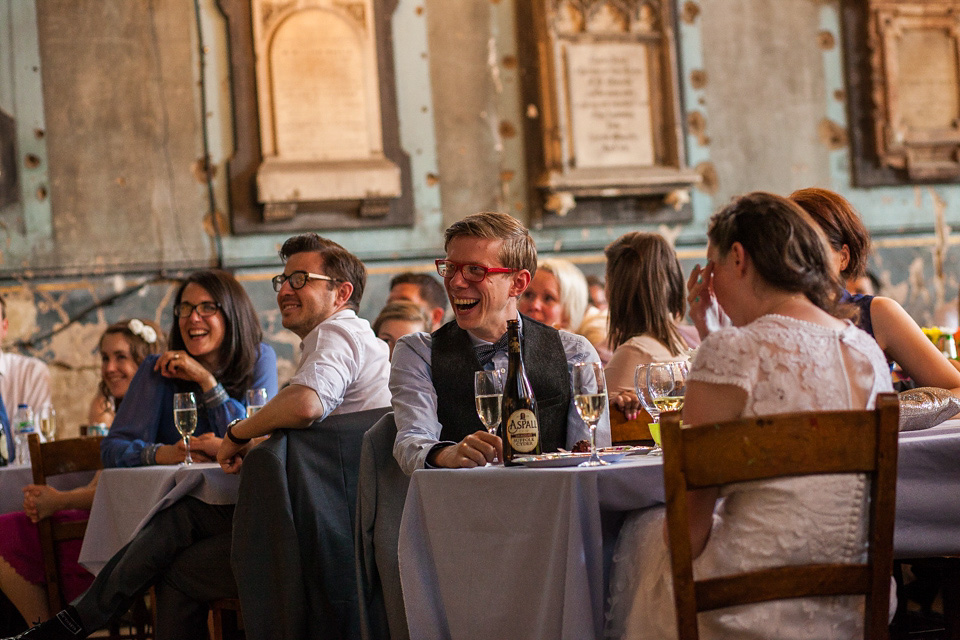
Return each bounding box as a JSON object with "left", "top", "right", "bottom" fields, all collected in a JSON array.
[
  {"left": 72, "top": 497, "right": 235, "bottom": 639},
  {"left": 155, "top": 532, "right": 235, "bottom": 640}
]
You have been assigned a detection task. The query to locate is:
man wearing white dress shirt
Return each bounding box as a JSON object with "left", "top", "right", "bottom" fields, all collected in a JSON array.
[
  {"left": 0, "top": 297, "right": 51, "bottom": 413},
  {"left": 391, "top": 211, "right": 610, "bottom": 476},
  {"left": 0, "top": 296, "right": 51, "bottom": 462},
  {"left": 8, "top": 234, "right": 391, "bottom": 640}
]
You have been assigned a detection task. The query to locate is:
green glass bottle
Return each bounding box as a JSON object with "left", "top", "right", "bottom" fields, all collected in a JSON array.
[{"left": 499, "top": 319, "right": 541, "bottom": 465}]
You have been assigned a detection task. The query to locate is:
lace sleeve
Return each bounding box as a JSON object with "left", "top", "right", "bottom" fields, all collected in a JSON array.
[{"left": 688, "top": 327, "right": 756, "bottom": 395}]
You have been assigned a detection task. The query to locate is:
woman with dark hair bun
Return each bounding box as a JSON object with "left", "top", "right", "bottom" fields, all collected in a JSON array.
[
  {"left": 102, "top": 270, "right": 278, "bottom": 467},
  {"left": 790, "top": 187, "right": 960, "bottom": 396},
  {"left": 607, "top": 193, "right": 893, "bottom": 639}
]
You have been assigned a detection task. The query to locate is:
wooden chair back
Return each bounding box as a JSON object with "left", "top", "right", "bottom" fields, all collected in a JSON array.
[
  {"left": 27, "top": 433, "right": 104, "bottom": 612},
  {"left": 610, "top": 409, "right": 654, "bottom": 444},
  {"left": 661, "top": 393, "right": 900, "bottom": 640}
]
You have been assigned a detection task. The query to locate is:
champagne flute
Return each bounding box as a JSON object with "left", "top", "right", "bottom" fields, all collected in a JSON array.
[
  {"left": 39, "top": 403, "right": 57, "bottom": 442},
  {"left": 475, "top": 369, "right": 504, "bottom": 465},
  {"left": 573, "top": 362, "right": 608, "bottom": 467},
  {"left": 645, "top": 362, "right": 688, "bottom": 456},
  {"left": 246, "top": 388, "right": 268, "bottom": 418},
  {"left": 173, "top": 392, "right": 198, "bottom": 466}
]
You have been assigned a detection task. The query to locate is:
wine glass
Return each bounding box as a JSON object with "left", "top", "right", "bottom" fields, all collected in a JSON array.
[
  {"left": 573, "top": 362, "right": 608, "bottom": 467},
  {"left": 475, "top": 369, "right": 504, "bottom": 465},
  {"left": 246, "top": 388, "right": 268, "bottom": 418},
  {"left": 39, "top": 404, "right": 57, "bottom": 442},
  {"left": 644, "top": 362, "right": 688, "bottom": 456},
  {"left": 173, "top": 392, "right": 198, "bottom": 465}
]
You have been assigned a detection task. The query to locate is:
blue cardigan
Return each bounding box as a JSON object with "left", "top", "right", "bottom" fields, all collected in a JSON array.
[{"left": 101, "top": 343, "right": 278, "bottom": 467}]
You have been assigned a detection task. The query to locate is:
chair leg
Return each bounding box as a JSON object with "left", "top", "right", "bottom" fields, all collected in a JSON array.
[
  {"left": 943, "top": 559, "right": 960, "bottom": 640},
  {"left": 211, "top": 607, "right": 225, "bottom": 640}
]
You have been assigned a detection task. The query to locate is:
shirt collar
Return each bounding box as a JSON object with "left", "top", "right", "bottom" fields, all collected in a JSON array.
[{"left": 466, "top": 313, "right": 524, "bottom": 348}]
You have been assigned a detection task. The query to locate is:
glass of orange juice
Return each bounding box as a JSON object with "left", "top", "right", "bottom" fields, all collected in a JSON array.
[{"left": 648, "top": 422, "right": 662, "bottom": 456}]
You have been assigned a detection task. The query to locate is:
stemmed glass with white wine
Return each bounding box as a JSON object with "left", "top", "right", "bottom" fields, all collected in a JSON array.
[
  {"left": 573, "top": 362, "right": 608, "bottom": 467},
  {"left": 246, "top": 388, "right": 268, "bottom": 418},
  {"left": 474, "top": 369, "right": 504, "bottom": 465},
  {"left": 173, "top": 392, "right": 198, "bottom": 465},
  {"left": 39, "top": 403, "right": 58, "bottom": 442},
  {"left": 644, "top": 361, "right": 688, "bottom": 456}
]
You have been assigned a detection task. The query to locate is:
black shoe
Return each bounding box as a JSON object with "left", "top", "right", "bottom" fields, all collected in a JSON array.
[{"left": 3, "top": 607, "right": 85, "bottom": 640}]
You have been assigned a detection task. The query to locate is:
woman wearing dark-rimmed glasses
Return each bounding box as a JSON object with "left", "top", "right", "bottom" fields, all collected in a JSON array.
[{"left": 102, "top": 270, "right": 278, "bottom": 467}]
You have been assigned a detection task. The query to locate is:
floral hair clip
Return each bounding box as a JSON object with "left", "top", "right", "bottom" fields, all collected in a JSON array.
[{"left": 128, "top": 319, "right": 158, "bottom": 344}]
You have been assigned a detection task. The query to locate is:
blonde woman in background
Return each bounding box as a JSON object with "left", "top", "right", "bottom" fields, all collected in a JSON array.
[{"left": 518, "top": 257, "right": 611, "bottom": 362}]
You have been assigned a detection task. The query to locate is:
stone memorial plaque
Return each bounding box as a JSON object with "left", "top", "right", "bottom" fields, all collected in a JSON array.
[
  {"left": 271, "top": 10, "right": 370, "bottom": 161},
  {"left": 514, "top": 0, "right": 698, "bottom": 226},
  {"left": 895, "top": 27, "right": 960, "bottom": 132},
  {"left": 846, "top": 0, "right": 960, "bottom": 184},
  {"left": 252, "top": 0, "right": 400, "bottom": 206},
  {"left": 566, "top": 42, "right": 654, "bottom": 168}
]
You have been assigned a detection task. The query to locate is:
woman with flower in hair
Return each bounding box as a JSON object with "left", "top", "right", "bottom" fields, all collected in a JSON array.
[
  {"left": 0, "top": 318, "right": 166, "bottom": 629},
  {"left": 87, "top": 319, "right": 166, "bottom": 427},
  {"left": 102, "top": 269, "right": 278, "bottom": 467}
]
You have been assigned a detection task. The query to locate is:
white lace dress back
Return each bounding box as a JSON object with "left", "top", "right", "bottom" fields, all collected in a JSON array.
[{"left": 605, "top": 315, "right": 893, "bottom": 640}]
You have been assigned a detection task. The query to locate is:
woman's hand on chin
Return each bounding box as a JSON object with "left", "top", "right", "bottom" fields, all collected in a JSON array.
[
  {"left": 155, "top": 350, "right": 216, "bottom": 389},
  {"left": 687, "top": 264, "right": 715, "bottom": 339}
]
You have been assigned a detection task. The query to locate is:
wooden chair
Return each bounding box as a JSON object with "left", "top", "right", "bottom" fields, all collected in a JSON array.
[
  {"left": 210, "top": 597, "right": 243, "bottom": 640},
  {"left": 27, "top": 434, "right": 152, "bottom": 640},
  {"left": 609, "top": 408, "right": 654, "bottom": 444},
  {"left": 27, "top": 433, "right": 104, "bottom": 614},
  {"left": 660, "top": 393, "right": 900, "bottom": 640}
]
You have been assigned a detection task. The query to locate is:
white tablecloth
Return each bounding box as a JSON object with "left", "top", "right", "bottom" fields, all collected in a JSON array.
[
  {"left": 399, "top": 420, "right": 960, "bottom": 640},
  {"left": 0, "top": 464, "right": 96, "bottom": 514},
  {"left": 78, "top": 463, "right": 239, "bottom": 574}
]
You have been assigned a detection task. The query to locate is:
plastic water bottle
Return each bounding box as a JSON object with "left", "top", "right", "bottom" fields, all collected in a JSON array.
[{"left": 13, "top": 404, "right": 36, "bottom": 466}]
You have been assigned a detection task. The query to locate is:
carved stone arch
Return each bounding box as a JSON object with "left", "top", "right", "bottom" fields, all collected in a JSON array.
[
  {"left": 552, "top": 0, "right": 587, "bottom": 34},
  {"left": 633, "top": 0, "right": 661, "bottom": 33},
  {"left": 584, "top": 1, "right": 630, "bottom": 33}
]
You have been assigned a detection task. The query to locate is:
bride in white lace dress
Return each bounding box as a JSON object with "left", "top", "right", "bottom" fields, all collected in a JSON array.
[{"left": 606, "top": 192, "right": 893, "bottom": 640}]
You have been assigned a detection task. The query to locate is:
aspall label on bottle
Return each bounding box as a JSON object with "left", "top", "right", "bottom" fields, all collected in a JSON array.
[{"left": 506, "top": 409, "right": 539, "bottom": 453}]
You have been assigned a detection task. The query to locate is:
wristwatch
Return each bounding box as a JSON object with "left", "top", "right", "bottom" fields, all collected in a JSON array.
[{"left": 225, "top": 418, "right": 251, "bottom": 445}]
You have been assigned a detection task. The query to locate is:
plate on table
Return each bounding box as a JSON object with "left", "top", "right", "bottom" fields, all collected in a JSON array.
[
  {"left": 599, "top": 445, "right": 651, "bottom": 456},
  {"left": 513, "top": 451, "right": 627, "bottom": 468}
]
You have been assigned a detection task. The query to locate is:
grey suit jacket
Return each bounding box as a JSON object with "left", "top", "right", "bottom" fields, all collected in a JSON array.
[
  {"left": 356, "top": 412, "right": 410, "bottom": 640},
  {"left": 232, "top": 406, "right": 392, "bottom": 640}
]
